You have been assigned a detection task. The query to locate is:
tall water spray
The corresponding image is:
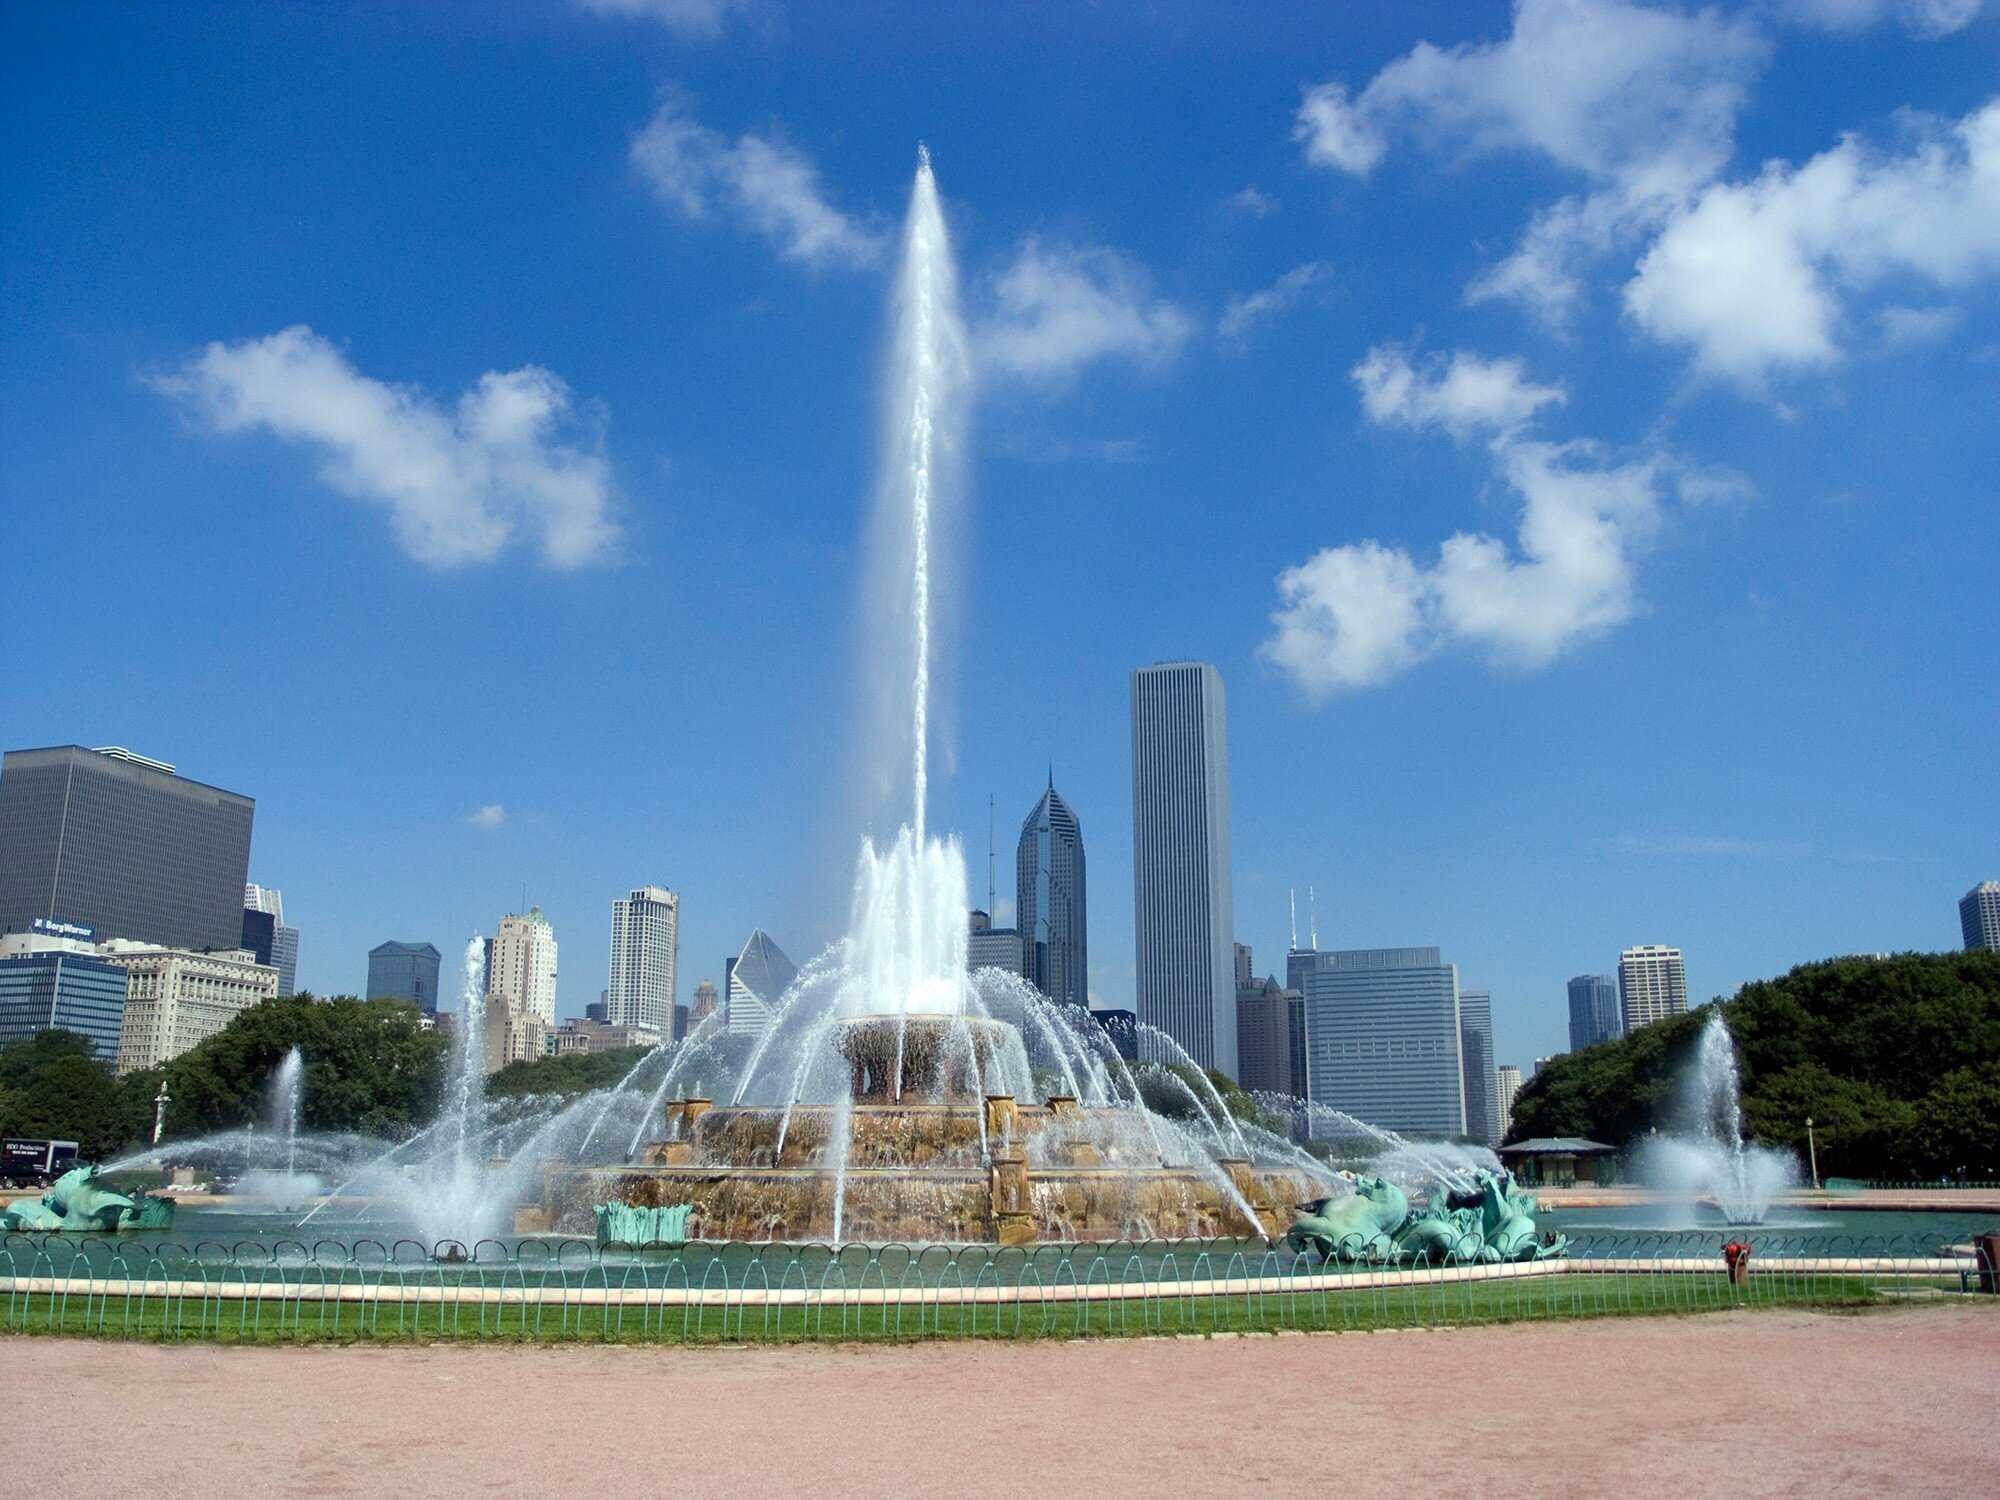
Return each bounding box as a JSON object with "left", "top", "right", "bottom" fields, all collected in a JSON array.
[
  {"left": 269, "top": 1046, "right": 304, "bottom": 1178},
  {"left": 1639, "top": 1012, "right": 1795, "bottom": 1224},
  {"left": 846, "top": 146, "right": 973, "bottom": 1019}
]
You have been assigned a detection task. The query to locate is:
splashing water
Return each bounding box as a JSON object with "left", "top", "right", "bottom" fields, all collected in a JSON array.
[{"left": 1637, "top": 1012, "right": 1795, "bottom": 1225}]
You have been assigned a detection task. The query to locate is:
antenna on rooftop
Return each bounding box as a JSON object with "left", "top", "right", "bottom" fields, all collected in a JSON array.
[
  {"left": 987, "top": 793, "right": 995, "bottom": 917},
  {"left": 1309, "top": 885, "right": 1319, "bottom": 950},
  {"left": 1289, "top": 888, "right": 1298, "bottom": 951}
]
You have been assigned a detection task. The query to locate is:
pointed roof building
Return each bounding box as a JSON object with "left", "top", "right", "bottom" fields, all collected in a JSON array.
[
  {"left": 1017, "top": 775, "right": 1087, "bottom": 1011},
  {"left": 725, "top": 929, "right": 798, "bottom": 1037}
]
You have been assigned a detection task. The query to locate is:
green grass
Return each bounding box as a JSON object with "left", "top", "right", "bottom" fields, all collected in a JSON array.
[{"left": 8, "top": 1274, "right": 1975, "bottom": 1347}]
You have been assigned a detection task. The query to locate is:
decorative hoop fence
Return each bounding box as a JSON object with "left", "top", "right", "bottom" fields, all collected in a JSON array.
[{"left": 3, "top": 1230, "right": 1990, "bottom": 1344}]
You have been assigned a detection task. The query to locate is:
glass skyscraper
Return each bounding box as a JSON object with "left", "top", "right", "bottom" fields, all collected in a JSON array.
[
  {"left": 367, "top": 941, "right": 443, "bottom": 1014},
  {"left": 0, "top": 947, "right": 129, "bottom": 1058},
  {"left": 1567, "top": 973, "right": 1620, "bottom": 1051},
  {"left": 1016, "top": 778, "right": 1087, "bottom": 1011},
  {"left": 0, "top": 746, "right": 254, "bottom": 952},
  {"left": 1458, "top": 988, "right": 1496, "bottom": 1145},
  {"left": 1130, "top": 662, "right": 1236, "bottom": 1076},
  {"left": 1961, "top": 882, "right": 2000, "bottom": 951},
  {"left": 1301, "top": 947, "right": 1467, "bottom": 1137},
  {"left": 242, "top": 883, "right": 298, "bottom": 997}
]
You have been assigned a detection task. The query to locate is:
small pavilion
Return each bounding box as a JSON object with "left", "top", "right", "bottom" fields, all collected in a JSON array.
[{"left": 1498, "top": 1138, "right": 1618, "bottom": 1188}]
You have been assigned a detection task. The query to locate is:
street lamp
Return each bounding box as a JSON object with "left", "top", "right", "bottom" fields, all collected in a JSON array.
[
  {"left": 1806, "top": 1115, "right": 1820, "bottom": 1190},
  {"left": 152, "top": 1079, "right": 170, "bottom": 1147}
]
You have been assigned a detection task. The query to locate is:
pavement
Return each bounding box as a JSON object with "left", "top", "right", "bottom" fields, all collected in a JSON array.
[{"left": 14, "top": 1302, "right": 1995, "bottom": 1498}]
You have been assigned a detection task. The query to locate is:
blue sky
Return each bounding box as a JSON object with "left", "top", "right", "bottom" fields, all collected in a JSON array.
[{"left": 3, "top": 0, "right": 1994, "bottom": 1071}]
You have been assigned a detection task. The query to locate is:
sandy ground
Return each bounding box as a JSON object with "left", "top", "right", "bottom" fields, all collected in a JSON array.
[{"left": 15, "top": 1304, "right": 1995, "bottom": 1499}]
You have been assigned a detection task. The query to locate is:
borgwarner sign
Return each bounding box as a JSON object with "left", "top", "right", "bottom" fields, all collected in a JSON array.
[{"left": 30, "top": 917, "right": 96, "bottom": 941}]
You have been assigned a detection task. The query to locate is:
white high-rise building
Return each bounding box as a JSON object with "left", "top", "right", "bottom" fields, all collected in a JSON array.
[
  {"left": 489, "top": 907, "right": 558, "bottom": 1025},
  {"left": 1618, "top": 945, "right": 1687, "bottom": 1034},
  {"left": 1961, "top": 882, "right": 2000, "bottom": 951},
  {"left": 1130, "top": 661, "right": 1237, "bottom": 1076},
  {"left": 1496, "top": 1064, "right": 1522, "bottom": 1140},
  {"left": 607, "top": 885, "right": 678, "bottom": 1036}
]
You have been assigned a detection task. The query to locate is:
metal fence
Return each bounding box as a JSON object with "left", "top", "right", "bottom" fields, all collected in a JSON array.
[{"left": 2, "top": 1231, "right": 1988, "bottom": 1344}]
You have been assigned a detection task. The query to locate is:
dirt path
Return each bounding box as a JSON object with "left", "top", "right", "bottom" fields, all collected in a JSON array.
[{"left": 16, "top": 1304, "right": 1994, "bottom": 1498}]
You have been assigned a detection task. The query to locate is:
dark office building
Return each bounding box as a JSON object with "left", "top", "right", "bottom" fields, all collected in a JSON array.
[
  {"left": 1016, "top": 778, "right": 1087, "bottom": 1011},
  {"left": 1091, "top": 1008, "right": 1138, "bottom": 1061},
  {"left": 367, "top": 941, "right": 442, "bottom": 1014},
  {"left": 1459, "top": 988, "right": 1497, "bottom": 1146},
  {"left": 240, "top": 909, "right": 299, "bottom": 997},
  {"left": 1235, "top": 970, "right": 1308, "bottom": 1103},
  {"left": 0, "top": 746, "right": 254, "bottom": 951},
  {"left": 0, "top": 947, "right": 129, "bottom": 1059},
  {"left": 1567, "top": 974, "right": 1621, "bottom": 1051}
]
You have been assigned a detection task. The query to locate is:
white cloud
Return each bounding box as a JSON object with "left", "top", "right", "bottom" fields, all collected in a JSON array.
[
  {"left": 577, "top": 0, "right": 742, "bottom": 38},
  {"left": 975, "top": 239, "right": 1194, "bottom": 384},
  {"left": 1776, "top": 0, "right": 1983, "bottom": 38},
  {"left": 1300, "top": 0, "right": 1769, "bottom": 324},
  {"left": 1624, "top": 99, "right": 2000, "bottom": 385},
  {"left": 1262, "top": 346, "right": 1701, "bottom": 695},
  {"left": 1225, "top": 185, "right": 1279, "bottom": 218},
  {"left": 1879, "top": 303, "right": 1964, "bottom": 346},
  {"left": 630, "top": 92, "right": 882, "bottom": 269},
  {"left": 1351, "top": 344, "right": 1565, "bottom": 440},
  {"left": 467, "top": 804, "right": 507, "bottom": 832},
  {"left": 1218, "top": 262, "right": 1330, "bottom": 341},
  {"left": 1294, "top": 83, "right": 1386, "bottom": 176},
  {"left": 151, "top": 327, "right": 618, "bottom": 569}
]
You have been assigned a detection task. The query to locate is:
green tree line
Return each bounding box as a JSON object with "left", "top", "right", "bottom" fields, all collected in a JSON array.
[{"left": 1507, "top": 950, "right": 2000, "bottom": 1179}]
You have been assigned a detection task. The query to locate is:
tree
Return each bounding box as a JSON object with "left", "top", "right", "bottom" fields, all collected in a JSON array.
[
  {"left": 153, "top": 995, "right": 446, "bottom": 1142},
  {"left": 487, "top": 1047, "right": 655, "bottom": 1100},
  {"left": 0, "top": 1030, "right": 130, "bottom": 1160},
  {"left": 1505, "top": 950, "right": 2000, "bottom": 1179}
]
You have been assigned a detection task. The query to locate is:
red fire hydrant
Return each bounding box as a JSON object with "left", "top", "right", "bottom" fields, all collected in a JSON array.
[{"left": 1722, "top": 1241, "right": 1752, "bottom": 1288}]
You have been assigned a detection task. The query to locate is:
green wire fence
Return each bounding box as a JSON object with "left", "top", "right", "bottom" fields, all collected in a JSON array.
[{"left": 3, "top": 1230, "right": 1990, "bottom": 1344}]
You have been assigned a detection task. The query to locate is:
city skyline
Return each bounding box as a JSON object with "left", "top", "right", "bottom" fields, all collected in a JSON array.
[{"left": 4, "top": 5, "right": 1994, "bottom": 1073}]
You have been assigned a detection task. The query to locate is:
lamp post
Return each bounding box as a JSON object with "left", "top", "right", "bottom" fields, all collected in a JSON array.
[
  {"left": 152, "top": 1079, "right": 170, "bottom": 1147},
  {"left": 1806, "top": 1115, "right": 1820, "bottom": 1191}
]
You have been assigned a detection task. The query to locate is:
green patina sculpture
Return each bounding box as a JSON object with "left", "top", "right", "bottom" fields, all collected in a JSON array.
[
  {"left": 0, "top": 1165, "right": 176, "bottom": 1234},
  {"left": 595, "top": 1200, "right": 693, "bottom": 1247},
  {"left": 1284, "top": 1169, "right": 1564, "bottom": 1266}
]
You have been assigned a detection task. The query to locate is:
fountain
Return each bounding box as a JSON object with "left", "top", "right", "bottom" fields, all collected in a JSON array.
[
  {"left": 50, "top": 151, "right": 1477, "bottom": 1254},
  {"left": 238, "top": 1046, "right": 321, "bottom": 1208},
  {"left": 1637, "top": 1012, "right": 1795, "bottom": 1225}
]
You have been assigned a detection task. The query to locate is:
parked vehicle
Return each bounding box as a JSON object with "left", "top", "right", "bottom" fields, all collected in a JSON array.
[{"left": 1, "top": 1138, "right": 80, "bottom": 1189}]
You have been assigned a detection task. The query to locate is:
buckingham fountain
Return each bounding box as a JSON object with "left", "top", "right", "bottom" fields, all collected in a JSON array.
[{"left": 67, "top": 150, "right": 1558, "bottom": 1259}]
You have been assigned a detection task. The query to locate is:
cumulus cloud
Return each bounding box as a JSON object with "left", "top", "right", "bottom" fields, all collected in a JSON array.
[
  {"left": 1262, "top": 345, "right": 1727, "bottom": 695},
  {"left": 1624, "top": 99, "right": 2000, "bottom": 385},
  {"left": 467, "top": 804, "right": 507, "bottom": 832},
  {"left": 577, "top": 0, "right": 743, "bottom": 38},
  {"left": 1218, "top": 262, "right": 1330, "bottom": 341},
  {"left": 1776, "top": 0, "right": 1983, "bottom": 37},
  {"left": 1224, "top": 185, "right": 1280, "bottom": 218},
  {"left": 1298, "top": 0, "right": 1769, "bottom": 324},
  {"left": 151, "top": 327, "right": 618, "bottom": 569},
  {"left": 975, "top": 239, "right": 1194, "bottom": 384},
  {"left": 630, "top": 92, "right": 883, "bottom": 269},
  {"left": 1352, "top": 344, "right": 1565, "bottom": 439}
]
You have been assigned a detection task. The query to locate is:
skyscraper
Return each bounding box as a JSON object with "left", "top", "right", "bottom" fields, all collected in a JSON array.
[
  {"left": 368, "top": 941, "right": 442, "bottom": 1013},
  {"left": 1619, "top": 945, "right": 1688, "bottom": 1034},
  {"left": 1495, "top": 1064, "right": 1522, "bottom": 1140},
  {"left": 489, "top": 908, "right": 558, "bottom": 1025},
  {"left": 1961, "top": 882, "right": 2000, "bottom": 951},
  {"left": 1234, "top": 968, "right": 1308, "bottom": 1104},
  {"left": 1016, "top": 778, "right": 1087, "bottom": 1010},
  {"left": 241, "top": 884, "right": 298, "bottom": 997},
  {"left": 1567, "top": 973, "right": 1620, "bottom": 1051},
  {"left": 607, "top": 885, "right": 678, "bottom": 1037},
  {"left": 966, "top": 911, "right": 1025, "bottom": 975},
  {"left": 1130, "top": 661, "right": 1236, "bottom": 1076},
  {"left": 1458, "top": 988, "right": 1497, "bottom": 1145},
  {"left": 0, "top": 745, "right": 254, "bottom": 952},
  {"left": 726, "top": 929, "right": 797, "bottom": 1037},
  {"left": 0, "top": 924, "right": 128, "bottom": 1059},
  {"left": 1300, "top": 947, "right": 1466, "bottom": 1136}
]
